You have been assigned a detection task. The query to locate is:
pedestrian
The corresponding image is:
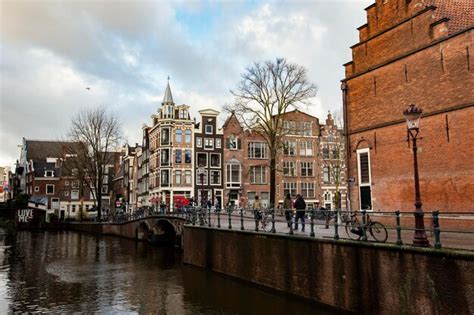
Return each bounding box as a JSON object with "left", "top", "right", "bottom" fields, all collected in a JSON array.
[
  {"left": 294, "top": 194, "right": 306, "bottom": 232},
  {"left": 283, "top": 193, "right": 293, "bottom": 228},
  {"left": 252, "top": 195, "right": 262, "bottom": 221}
]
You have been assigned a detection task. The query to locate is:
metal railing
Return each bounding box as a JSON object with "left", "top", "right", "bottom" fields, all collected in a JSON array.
[{"left": 100, "top": 206, "right": 474, "bottom": 251}]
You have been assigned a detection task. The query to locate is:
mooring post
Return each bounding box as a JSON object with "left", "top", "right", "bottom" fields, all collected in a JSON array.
[
  {"left": 433, "top": 210, "right": 442, "bottom": 249},
  {"left": 361, "top": 210, "right": 368, "bottom": 241},
  {"left": 395, "top": 210, "right": 403, "bottom": 245},
  {"left": 310, "top": 209, "right": 315, "bottom": 237}
]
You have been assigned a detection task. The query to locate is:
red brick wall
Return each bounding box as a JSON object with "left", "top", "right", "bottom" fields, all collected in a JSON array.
[{"left": 344, "top": 3, "right": 474, "bottom": 212}]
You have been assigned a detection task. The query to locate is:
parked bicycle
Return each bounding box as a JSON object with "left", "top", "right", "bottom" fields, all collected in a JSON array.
[
  {"left": 345, "top": 212, "right": 388, "bottom": 242},
  {"left": 254, "top": 209, "right": 274, "bottom": 232}
]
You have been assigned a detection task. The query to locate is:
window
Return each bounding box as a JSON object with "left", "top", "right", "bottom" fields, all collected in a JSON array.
[
  {"left": 228, "top": 135, "right": 238, "bottom": 150},
  {"left": 250, "top": 165, "right": 266, "bottom": 184},
  {"left": 65, "top": 180, "right": 69, "bottom": 186},
  {"left": 284, "top": 141, "right": 296, "bottom": 156},
  {"left": 261, "top": 192, "right": 270, "bottom": 207},
  {"left": 248, "top": 142, "right": 268, "bottom": 159},
  {"left": 332, "top": 149, "right": 340, "bottom": 160},
  {"left": 300, "top": 162, "right": 314, "bottom": 177},
  {"left": 161, "top": 149, "right": 170, "bottom": 166},
  {"left": 323, "top": 166, "right": 330, "bottom": 183},
  {"left": 204, "top": 138, "right": 214, "bottom": 150},
  {"left": 324, "top": 192, "right": 332, "bottom": 210},
  {"left": 205, "top": 125, "right": 213, "bottom": 134},
  {"left": 283, "top": 120, "right": 296, "bottom": 134},
  {"left": 45, "top": 170, "right": 54, "bottom": 177},
  {"left": 197, "top": 153, "right": 207, "bottom": 167},
  {"left": 185, "top": 150, "right": 192, "bottom": 163},
  {"left": 216, "top": 138, "right": 221, "bottom": 149},
  {"left": 301, "top": 182, "right": 315, "bottom": 198},
  {"left": 210, "top": 153, "right": 220, "bottom": 168},
  {"left": 357, "top": 149, "right": 372, "bottom": 210},
  {"left": 184, "top": 170, "right": 192, "bottom": 184},
  {"left": 322, "top": 147, "right": 330, "bottom": 159},
  {"left": 161, "top": 170, "right": 170, "bottom": 186},
  {"left": 71, "top": 190, "right": 79, "bottom": 200},
  {"left": 161, "top": 128, "right": 170, "bottom": 145},
  {"left": 283, "top": 161, "right": 296, "bottom": 176},
  {"left": 226, "top": 163, "right": 241, "bottom": 188},
  {"left": 179, "top": 108, "right": 188, "bottom": 119},
  {"left": 64, "top": 191, "right": 69, "bottom": 197},
  {"left": 210, "top": 170, "right": 221, "bottom": 185},
  {"left": 101, "top": 186, "right": 108, "bottom": 194},
  {"left": 196, "top": 137, "right": 202, "bottom": 147},
  {"left": 175, "top": 170, "right": 182, "bottom": 185},
  {"left": 72, "top": 181, "right": 80, "bottom": 188},
  {"left": 72, "top": 205, "right": 76, "bottom": 213},
  {"left": 284, "top": 182, "right": 297, "bottom": 198},
  {"left": 185, "top": 130, "right": 192, "bottom": 143},
  {"left": 300, "top": 141, "right": 313, "bottom": 156},
  {"left": 300, "top": 122, "right": 312, "bottom": 136},
  {"left": 46, "top": 184, "right": 55, "bottom": 195},
  {"left": 176, "top": 129, "right": 182, "bottom": 143},
  {"left": 175, "top": 149, "right": 182, "bottom": 164},
  {"left": 196, "top": 170, "right": 208, "bottom": 185},
  {"left": 34, "top": 186, "right": 39, "bottom": 192}
]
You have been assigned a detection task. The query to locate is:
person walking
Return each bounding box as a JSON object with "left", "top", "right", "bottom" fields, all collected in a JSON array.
[
  {"left": 283, "top": 193, "right": 293, "bottom": 228},
  {"left": 294, "top": 194, "right": 306, "bottom": 232},
  {"left": 252, "top": 195, "right": 262, "bottom": 222}
]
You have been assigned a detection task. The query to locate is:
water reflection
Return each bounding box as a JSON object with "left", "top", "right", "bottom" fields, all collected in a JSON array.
[{"left": 0, "top": 231, "right": 343, "bottom": 314}]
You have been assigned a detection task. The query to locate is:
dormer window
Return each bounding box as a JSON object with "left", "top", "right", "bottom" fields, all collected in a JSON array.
[
  {"left": 45, "top": 170, "right": 54, "bottom": 177},
  {"left": 205, "top": 125, "right": 213, "bottom": 134},
  {"left": 179, "top": 109, "right": 188, "bottom": 119}
]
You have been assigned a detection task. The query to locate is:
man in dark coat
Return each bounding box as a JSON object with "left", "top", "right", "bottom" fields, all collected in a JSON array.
[{"left": 294, "top": 194, "right": 306, "bottom": 232}]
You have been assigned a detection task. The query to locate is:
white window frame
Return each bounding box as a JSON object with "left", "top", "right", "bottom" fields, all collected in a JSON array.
[
  {"left": 210, "top": 153, "right": 221, "bottom": 168},
  {"left": 283, "top": 182, "right": 297, "bottom": 197},
  {"left": 216, "top": 138, "right": 221, "bottom": 149},
  {"left": 250, "top": 165, "right": 267, "bottom": 184},
  {"left": 300, "top": 162, "right": 314, "bottom": 177},
  {"left": 226, "top": 163, "right": 241, "bottom": 188},
  {"left": 184, "top": 170, "right": 192, "bottom": 185},
  {"left": 34, "top": 186, "right": 39, "bottom": 192},
  {"left": 197, "top": 153, "right": 208, "bottom": 168},
  {"left": 284, "top": 140, "right": 297, "bottom": 156},
  {"left": 357, "top": 148, "right": 372, "bottom": 210},
  {"left": 301, "top": 182, "right": 315, "bottom": 198},
  {"left": 205, "top": 125, "right": 213, "bottom": 134},
  {"left": 71, "top": 190, "right": 79, "bottom": 200},
  {"left": 248, "top": 142, "right": 268, "bottom": 159},
  {"left": 196, "top": 137, "right": 202, "bottom": 147},
  {"left": 299, "top": 140, "right": 313, "bottom": 156},
  {"left": 196, "top": 170, "right": 208, "bottom": 185},
  {"left": 283, "top": 161, "right": 296, "bottom": 176},
  {"left": 204, "top": 138, "right": 214, "bottom": 150},
  {"left": 175, "top": 170, "right": 182, "bottom": 185},
  {"left": 210, "top": 170, "right": 221, "bottom": 185}
]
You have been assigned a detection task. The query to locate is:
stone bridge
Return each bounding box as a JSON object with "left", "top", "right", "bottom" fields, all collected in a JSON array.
[{"left": 68, "top": 215, "right": 187, "bottom": 246}]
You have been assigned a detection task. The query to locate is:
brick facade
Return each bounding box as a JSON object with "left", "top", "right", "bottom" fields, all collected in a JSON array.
[{"left": 343, "top": 0, "right": 474, "bottom": 212}]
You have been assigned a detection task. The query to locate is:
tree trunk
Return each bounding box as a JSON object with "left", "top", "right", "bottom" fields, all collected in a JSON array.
[{"left": 270, "top": 157, "right": 276, "bottom": 208}]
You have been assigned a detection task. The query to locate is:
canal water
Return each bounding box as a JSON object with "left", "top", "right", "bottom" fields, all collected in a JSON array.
[{"left": 0, "top": 230, "right": 344, "bottom": 314}]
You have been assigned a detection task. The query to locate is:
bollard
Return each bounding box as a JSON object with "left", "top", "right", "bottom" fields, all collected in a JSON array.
[
  {"left": 310, "top": 209, "right": 315, "bottom": 237},
  {"left": 289, "top": 211, "right": 294, "bottom": 235},
  {"left": 240, "top": 208, "right": 244, "bottom": 230},
  {"left": 208, "top": 208, "right": 212, "bottom": 227},
  {"left": 433, "top": 210, "right": 442, "bottom": 249},
  {"left": 361, "top": 210, "right": 368, "bottom": 241},
  {"left": 395, "top": 210, "right": 403, "bottom": 245},
  {"left": 334, "top": 209, "right": 340, "bottom": 240},
  {"left": 217, "top": 209, "right": 221, "bottom": 228},
  {"left": 271, "top": 209, "right": 276, "bottom": 233},
  {"left": 255, "top": 210, "right": 259, "bottom": 232},
  {"left": 228, "top": 208, "right": 232, "bottom": 229}
]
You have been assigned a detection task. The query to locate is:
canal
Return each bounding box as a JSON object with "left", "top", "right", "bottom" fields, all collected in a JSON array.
[{"left": 0, "top": 230, "right": 344, "bottom": 314}]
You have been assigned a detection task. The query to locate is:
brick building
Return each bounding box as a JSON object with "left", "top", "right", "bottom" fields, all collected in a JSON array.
[
  {"left": 342, "top": 0, "right": 474, "bottom": 211},
  {"left": 148, "top": 81, "right": 194, "bottom": 209},
  {"left": 194, "top": 109, "right": 224, "bottom": 207},
  {"left": 223, "top": 110, "right": 347, "bottom": 210}
]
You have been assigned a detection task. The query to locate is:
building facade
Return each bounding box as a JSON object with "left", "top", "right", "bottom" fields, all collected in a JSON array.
[
  {"left": 148, "top": 82, "right": 194, "bottom": 210},
  {"left": 0, "top": 166, "right": 11, "bottom": 202},
  {"left": 194, "top": 109, "right": 224, "bottom": 207},
  {"left": 343, "top": 0, "right": 474, "bottom": 211}
]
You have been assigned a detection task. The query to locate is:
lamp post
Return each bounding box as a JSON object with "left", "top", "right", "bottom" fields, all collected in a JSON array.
[
  {"left": 197, "top": 167, "right": 205, "bottom": 206},
  {"left": 403, "top": 104, "right": 429, "bottom": 247}
]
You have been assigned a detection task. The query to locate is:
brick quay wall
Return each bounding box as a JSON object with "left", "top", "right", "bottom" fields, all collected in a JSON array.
[{"left": 183, "top": 226, "right": 474, "bottom": 314}]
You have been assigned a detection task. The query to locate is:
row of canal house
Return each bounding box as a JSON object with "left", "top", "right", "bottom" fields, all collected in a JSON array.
[{"left": 117, "top": 81, "right": 346, "bottom": 212}]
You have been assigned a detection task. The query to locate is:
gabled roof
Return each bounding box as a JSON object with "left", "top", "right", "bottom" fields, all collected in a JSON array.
[
  {"left": 274, "top": 109, "right": 319, "bottom": 121},
  {"left": 222, "top": 112, "right": 242, "bottom": 129},
  {"left": 431, "top": 0, "right": 474, "bottom": 35},
  {"left": 25, "top": 140, "right": 76, "bottom": 161},
  {"left": 199, "top": 108, "right": 220, "bottom": 116}
]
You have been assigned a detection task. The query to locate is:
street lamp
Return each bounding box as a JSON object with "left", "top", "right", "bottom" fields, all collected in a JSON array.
[
  {"left": 403, "top": 104, "right": 429, "bottom": 247},
  {"left": 197, "top": 167, "right": 205, "bottom": 206}
]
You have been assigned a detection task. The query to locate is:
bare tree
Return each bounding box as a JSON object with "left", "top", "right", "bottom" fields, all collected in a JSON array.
[
  {"left": 66, "top": 107, "right": 121, "bottom": 220},
  {"left": 225, "top": 58, "right": 317, "bottom": 206}
]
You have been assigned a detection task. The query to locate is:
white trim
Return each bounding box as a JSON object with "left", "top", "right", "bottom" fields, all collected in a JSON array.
[{"left": 356, "top": 148, "right": 372, "bottom": 210}]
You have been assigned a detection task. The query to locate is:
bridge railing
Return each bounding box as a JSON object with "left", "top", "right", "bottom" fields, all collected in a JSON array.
[{"left": 181, "top": 207, "right": 474, "bottom": 251}]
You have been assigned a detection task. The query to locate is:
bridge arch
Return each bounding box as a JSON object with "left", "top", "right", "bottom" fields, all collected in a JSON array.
[
  {"left": 148, "top": 219, "right": 177, "bottom": 246},
  {"left": 135, "top": 221, "right": 150, "bottom": 241}
]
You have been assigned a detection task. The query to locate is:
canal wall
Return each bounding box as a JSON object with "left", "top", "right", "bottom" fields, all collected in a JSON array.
[{"left": 183, "top": 226, "right": 474, "bottom": 314}]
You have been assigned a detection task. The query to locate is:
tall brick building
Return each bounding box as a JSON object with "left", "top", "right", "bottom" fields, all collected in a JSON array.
[{"left": 343, "top": 0, "right": 474, "bottom": 211}]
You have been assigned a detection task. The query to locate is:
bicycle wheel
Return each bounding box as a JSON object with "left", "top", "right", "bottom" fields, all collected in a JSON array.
[
  {"left": 263, "top": 217, "right": 273, "bottom": 232},
  {"left": 345, "top": 221, "right": 361, "bottom": 240},
  {"left": 369, "top": 222, "right": 388, "bottom": 243}
]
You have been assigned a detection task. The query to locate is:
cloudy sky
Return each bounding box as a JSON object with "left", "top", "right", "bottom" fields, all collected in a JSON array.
[{"left": 0, "top": 0, "right": 372, "bottom": 167}]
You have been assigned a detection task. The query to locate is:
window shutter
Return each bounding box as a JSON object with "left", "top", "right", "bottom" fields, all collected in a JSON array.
[{"left": 237, "top": 139, "right": 242, "bottom": 149}]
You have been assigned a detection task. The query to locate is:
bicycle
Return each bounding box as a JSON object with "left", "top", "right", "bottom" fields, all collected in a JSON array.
[
  {"left": 345, "top": 212, "right": 388, "bottom": 242},
  {"left": 255, "top": 209, "right": 274, "bottom": 232}
]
